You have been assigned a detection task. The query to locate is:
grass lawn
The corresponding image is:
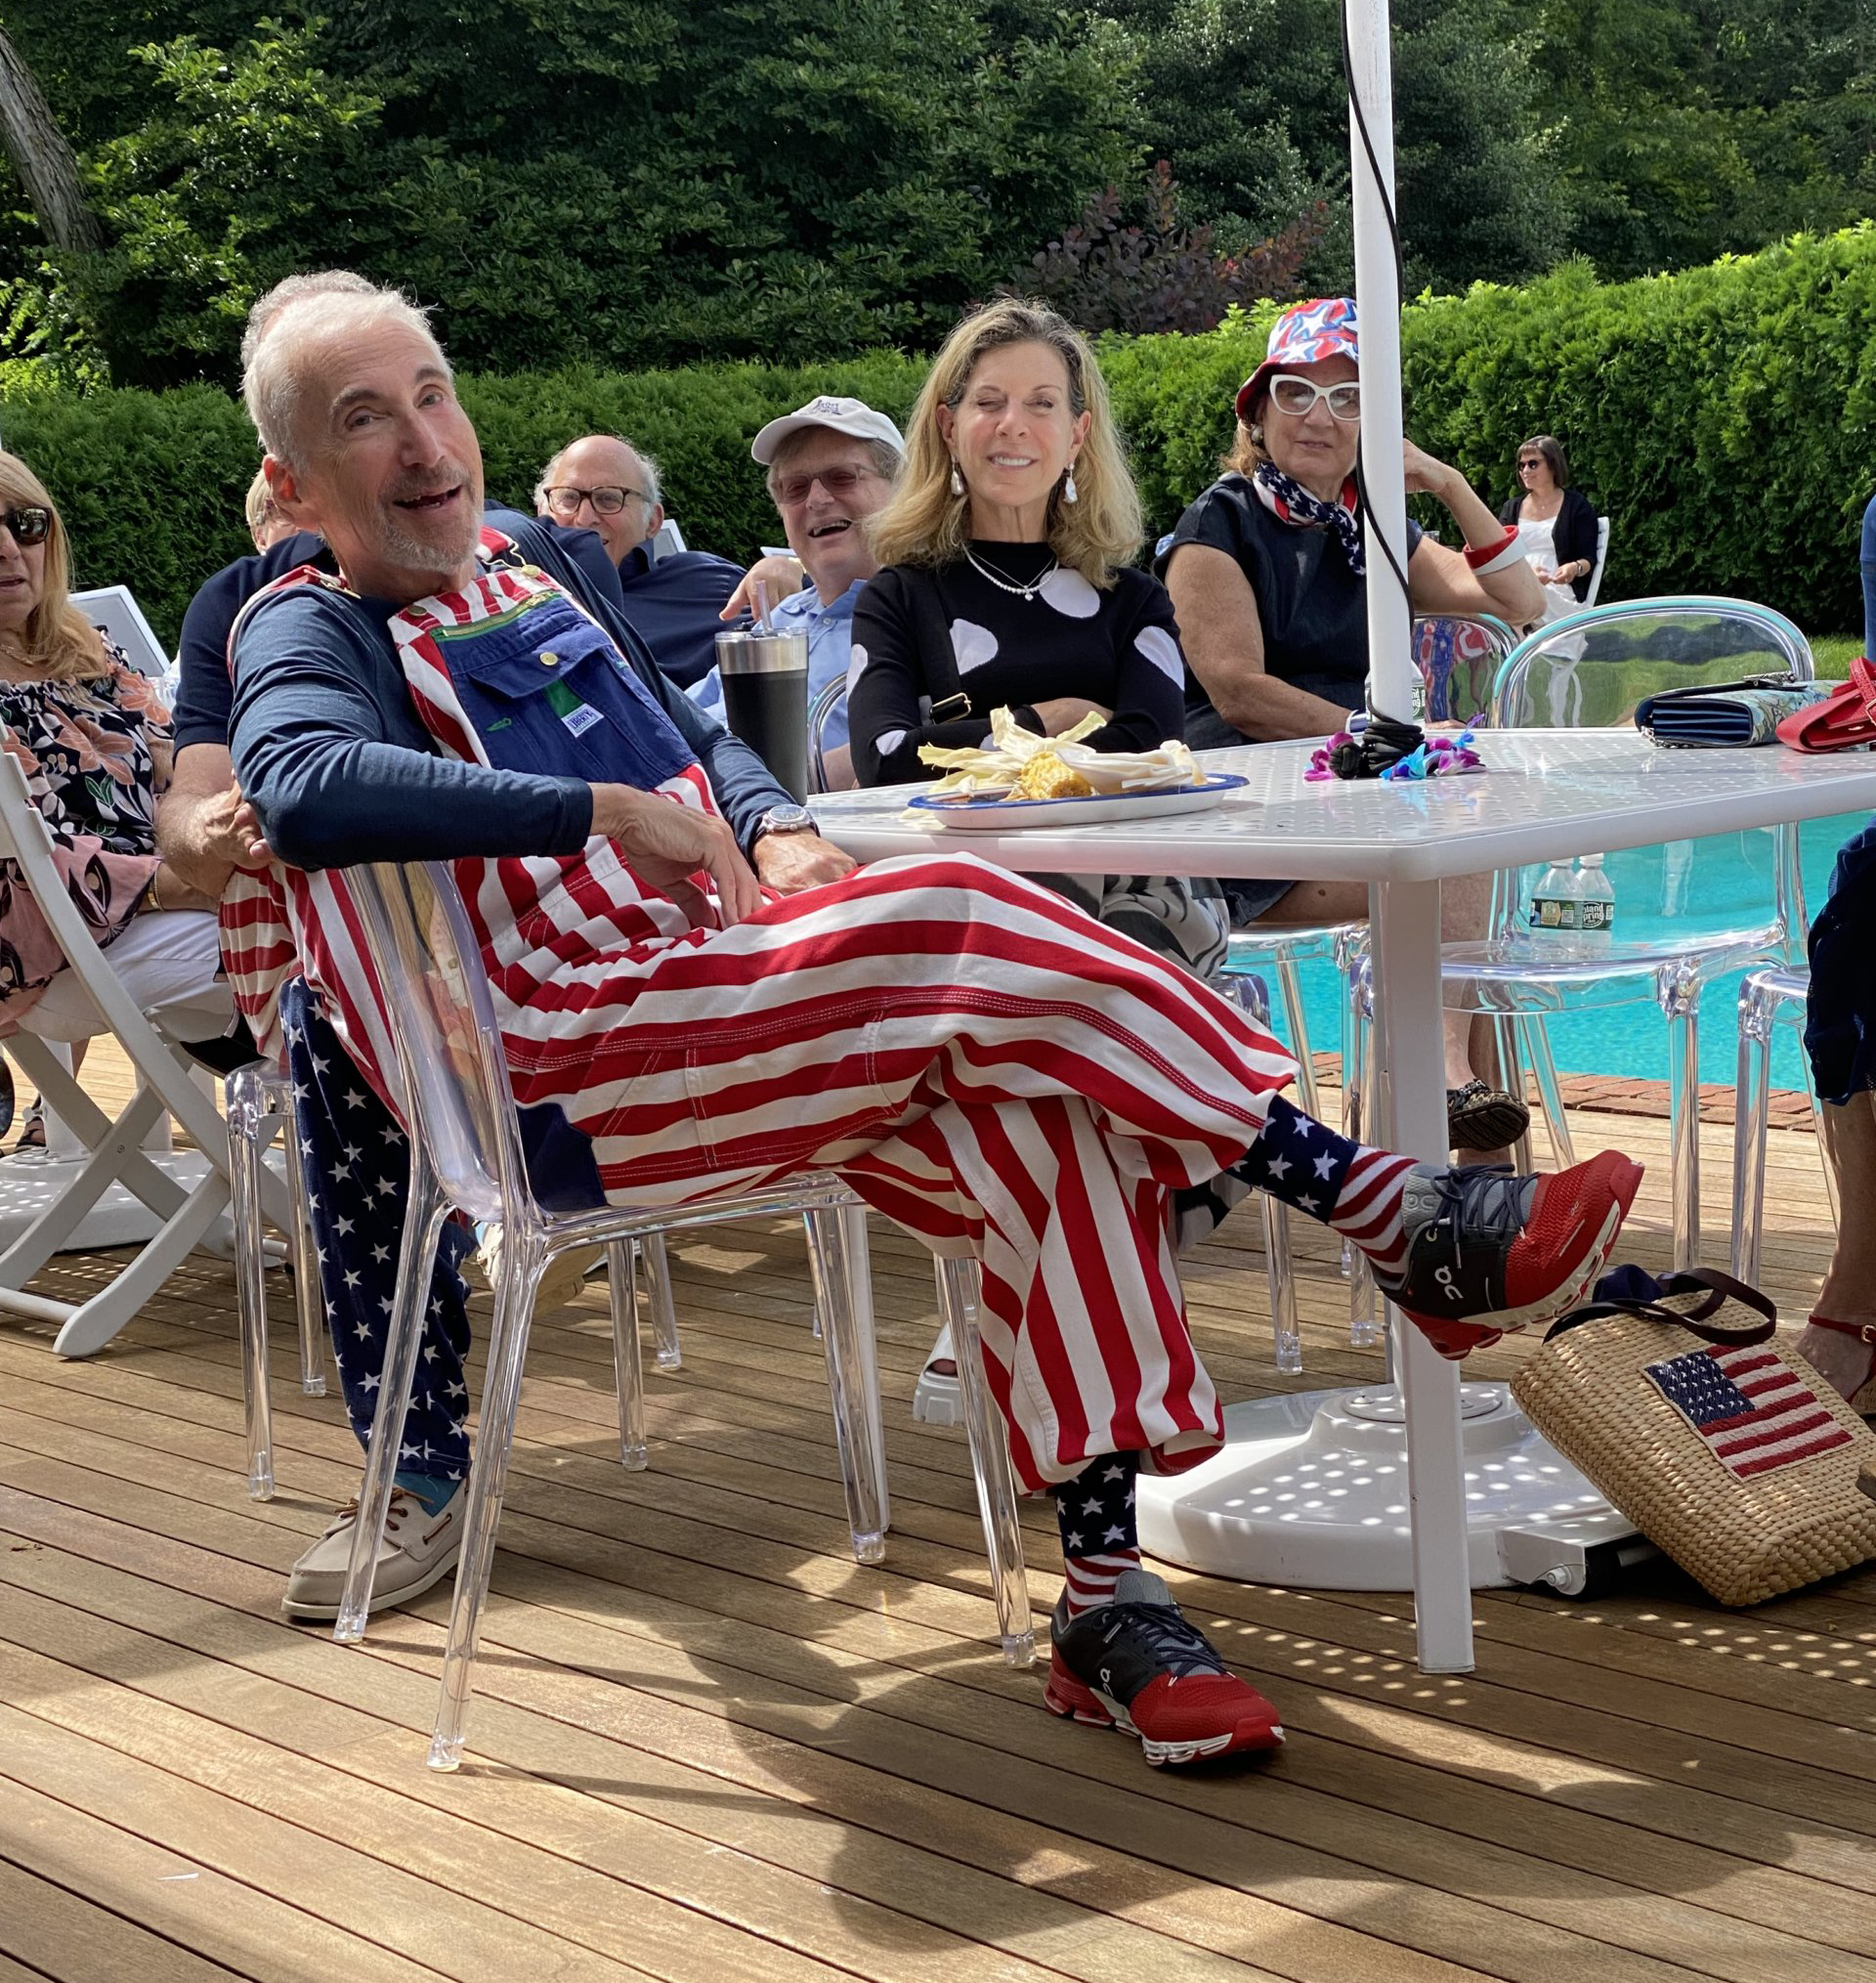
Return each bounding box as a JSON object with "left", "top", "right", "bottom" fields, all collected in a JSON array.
[{"left": 1813, "top": 631, "right": 1860, "bottom": 670}]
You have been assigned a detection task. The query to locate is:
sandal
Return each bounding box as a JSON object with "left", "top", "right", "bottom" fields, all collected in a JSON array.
[
  {"left": 1795, "top": 1316, "right": 1876, "bottom": 1415},
  {"left": 14, "top": 1103, "right": 45, "bottom": 1152},
  {"left": 912, "top": 1322, "right": 964, "bottom": 1426},
  {"left": 1446, "top": 1079, "right": 1530, "bottom": 1152},
  {"left": 0, "top": 1058, "right": 12, "bottom": 1142}
]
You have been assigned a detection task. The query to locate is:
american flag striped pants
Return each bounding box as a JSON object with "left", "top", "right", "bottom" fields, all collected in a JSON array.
[{"left": 483, "top": 849, "right": 1296, "bottom": 1488}]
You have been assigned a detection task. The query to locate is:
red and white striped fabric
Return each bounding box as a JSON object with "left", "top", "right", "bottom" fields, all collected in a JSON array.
[{"left": 224, "top": 561, "right": 1301, "bottom": 1488}]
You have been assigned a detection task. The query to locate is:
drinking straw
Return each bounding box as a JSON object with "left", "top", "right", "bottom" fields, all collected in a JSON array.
[{"left": 753, "top": 579, "right": 773, "bottom": 635}]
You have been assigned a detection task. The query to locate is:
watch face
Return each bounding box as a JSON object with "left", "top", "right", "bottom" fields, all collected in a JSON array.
[{"left": 763, "top": 805, "right": 816, "bottom": 832}]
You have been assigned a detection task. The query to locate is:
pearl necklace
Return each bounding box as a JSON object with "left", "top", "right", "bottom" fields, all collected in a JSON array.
[{"left": 964, "top": 544, "right": 1058, "bottom": 601}]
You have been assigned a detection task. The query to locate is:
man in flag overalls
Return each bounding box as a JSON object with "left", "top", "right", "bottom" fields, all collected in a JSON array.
[{"left": 225, "top": 278, "right": 1642, "bottom": 1768}]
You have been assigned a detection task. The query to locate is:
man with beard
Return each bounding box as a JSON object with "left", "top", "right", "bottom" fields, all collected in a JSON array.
[{"left": 221, "top": 276, "right": 1642, "bottom": 1769}]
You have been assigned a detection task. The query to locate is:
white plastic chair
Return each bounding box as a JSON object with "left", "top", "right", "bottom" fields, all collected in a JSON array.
[
  {"left": 1585, "top": 517, "right": 1612, "bottom": 609},
  {"left": 339, "top": 859, "right": 1032, "bottom": 1769},
  {"left": 0, "top": 754, "right": 292, "bottom": 1356},
  {"left": 1428, "top": 596, "right": 1812, "bottom": 1269}
]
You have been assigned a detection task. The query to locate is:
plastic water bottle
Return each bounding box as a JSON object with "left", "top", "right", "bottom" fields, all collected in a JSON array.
[
  {"left": 1528, "top": 859, "right": 1581, "bottom": 948},
  {"left": 1576, "top": 853, "right": 1615, "bottom": 951}
]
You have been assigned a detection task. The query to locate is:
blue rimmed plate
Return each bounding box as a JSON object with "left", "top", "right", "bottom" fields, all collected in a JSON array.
[{"left": 907, "top": 771, "right": 1249, "bottom": 831}]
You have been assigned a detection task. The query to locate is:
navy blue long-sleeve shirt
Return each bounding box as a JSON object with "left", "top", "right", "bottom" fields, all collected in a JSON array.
[{"left": 200, "top": 509, "right": 789, "bottom": 869}]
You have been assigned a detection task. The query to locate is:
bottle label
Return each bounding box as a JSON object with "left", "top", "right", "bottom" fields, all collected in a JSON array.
[
  {"left": 1530, "top": 895, "right": 1579, "bottom": 931},
  {"left": 1580, "top": 899, "right": 1612, "bottom": 933}
]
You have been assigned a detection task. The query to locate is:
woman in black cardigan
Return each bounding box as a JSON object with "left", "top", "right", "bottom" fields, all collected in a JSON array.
[{"left": 1498, "top": 434, "right": 1599, "bottom": 624}]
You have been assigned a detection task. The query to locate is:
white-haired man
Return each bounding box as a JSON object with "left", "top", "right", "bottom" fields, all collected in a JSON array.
[
  {"left": 535, "top": 434, "right": 743, "bottom": 690},
  {"left": 693, "top": 396, "right": 903, "bottom": 785},
  {"left": 225, "top": 277, "right": 1642, "bottom": 1770}
]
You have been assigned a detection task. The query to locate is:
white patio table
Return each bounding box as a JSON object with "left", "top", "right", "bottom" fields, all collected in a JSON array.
[{"left": 811, "top": 729, "right": 1876, "bottom": 1671}]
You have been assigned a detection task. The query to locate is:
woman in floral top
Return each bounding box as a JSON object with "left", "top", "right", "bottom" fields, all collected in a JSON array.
[{"left": 0, "top": 453, "right": 228, "bottom": 1135}]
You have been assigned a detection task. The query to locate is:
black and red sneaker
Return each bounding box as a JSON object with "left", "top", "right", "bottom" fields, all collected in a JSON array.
[
  {"left": 1376, "top": 1149, "right": 1644, "bottom": 1360},
  {"left": 1045, "top": 1570, "right": 1284, "bottom": 1766}
]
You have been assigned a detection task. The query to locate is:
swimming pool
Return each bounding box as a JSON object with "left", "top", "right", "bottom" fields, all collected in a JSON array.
[{"left": 1261, "top": 810, "right": 1870, "bottom": 1094}]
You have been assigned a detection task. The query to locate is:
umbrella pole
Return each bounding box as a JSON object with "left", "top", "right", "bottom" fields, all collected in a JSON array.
[{"left": 1345, "top": 0, "right": 1418, "bottom": 730}]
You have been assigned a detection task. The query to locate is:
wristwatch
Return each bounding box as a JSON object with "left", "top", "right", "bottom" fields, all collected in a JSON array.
[{"left": 753, "top": 803, "right": 817, "bottom": 841}]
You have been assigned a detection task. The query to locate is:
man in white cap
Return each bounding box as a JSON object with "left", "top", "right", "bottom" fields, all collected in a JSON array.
[{"left": 694, "top": 395, "right": 904, "bottom": 784}]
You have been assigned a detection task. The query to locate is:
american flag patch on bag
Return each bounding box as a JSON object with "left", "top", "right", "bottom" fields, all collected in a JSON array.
[{"left": 1644, "top": 1345, "right": 1854, "bottom": 1479}]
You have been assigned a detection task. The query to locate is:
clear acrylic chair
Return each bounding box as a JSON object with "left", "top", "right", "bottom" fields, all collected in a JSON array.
[
  {"left": 807, "top": 679, "right": 846, "bottom": 795},
  {"left": 226, "top": 1053, "right": 685, "bottom": 1496},
  {"left": 226, "top": 1060, "right": 325, "bottom": 1500},
  {"left": 342, "top": 859, "right": 1030, "bottom": 1769},
  {"left": 1433, "top": 597, "right": 1814, "bottom": 1269},
  {"left": 1731, "top": 965, "right": 1837, "bottom": 1283}
]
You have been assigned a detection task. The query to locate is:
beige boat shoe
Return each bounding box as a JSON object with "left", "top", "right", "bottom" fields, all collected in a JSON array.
[{"left": 282, "top": 1485, "right": 465, "bottom": 1621}]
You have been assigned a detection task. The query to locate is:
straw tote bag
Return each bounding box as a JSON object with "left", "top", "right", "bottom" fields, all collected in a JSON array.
[{"left": 1511, "top": 1269, "right": 1876, "bottom": 1606}]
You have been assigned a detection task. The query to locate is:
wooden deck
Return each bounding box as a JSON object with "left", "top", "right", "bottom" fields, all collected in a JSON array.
[{"left": 1, "top": 1051, "right": 1873, "bottom": 1983}]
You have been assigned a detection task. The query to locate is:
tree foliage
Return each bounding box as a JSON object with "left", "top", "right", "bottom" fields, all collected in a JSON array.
[
  {"left": 1008, "top": 160, "right": 1325, "bottom": 334},
  {"left": 0, "top": 0, "right": 1142, "bottom": 381}
]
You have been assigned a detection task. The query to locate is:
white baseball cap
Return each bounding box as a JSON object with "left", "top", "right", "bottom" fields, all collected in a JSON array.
[{"left": 750, "top": 394, "right": 906, "bottom": 465}]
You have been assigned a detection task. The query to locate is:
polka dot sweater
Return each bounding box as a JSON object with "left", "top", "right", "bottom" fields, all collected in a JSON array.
[{"left": 848, "top": 542, "right": 1190, "bottom": 787}]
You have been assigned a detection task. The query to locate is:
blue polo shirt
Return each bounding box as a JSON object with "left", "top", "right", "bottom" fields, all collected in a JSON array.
[
  {"left": 616, "top": 540, "right": 746, "bottom": 690},
  {"left": 690, "top": 580, "right": 860, "bottom": 751}
]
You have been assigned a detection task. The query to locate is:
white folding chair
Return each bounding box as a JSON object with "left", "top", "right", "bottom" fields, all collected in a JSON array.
[
  {"left": 0, "top": 756, "right": 292, "bottom": 1356},
  {"left": 1584, "top": 517, "right": 1612, "bottom": 608}
]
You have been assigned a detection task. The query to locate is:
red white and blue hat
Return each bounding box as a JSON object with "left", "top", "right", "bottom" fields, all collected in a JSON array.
[{"left": 1235, "top": 298, "right": 1359, "bottom": 426}]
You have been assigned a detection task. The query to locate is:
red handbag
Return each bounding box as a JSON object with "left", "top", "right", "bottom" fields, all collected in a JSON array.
[{"left": 1777, "top": 656, "right": 1876, "bottom": 752}]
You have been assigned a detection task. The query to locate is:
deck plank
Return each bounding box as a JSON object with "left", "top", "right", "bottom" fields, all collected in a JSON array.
[{"left": 3, "top": 1052, "right": 1874, "bottom": 1982}]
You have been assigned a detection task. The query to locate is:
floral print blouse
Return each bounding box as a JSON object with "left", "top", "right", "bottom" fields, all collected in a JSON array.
[{"left": 0, "top": 644, "right": 171, "bottom": 1014}]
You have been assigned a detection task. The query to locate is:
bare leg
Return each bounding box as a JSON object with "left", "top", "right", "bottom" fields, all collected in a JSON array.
[{"left": 1799, "top": 1093, "right": 1876, "bottom": 1404}]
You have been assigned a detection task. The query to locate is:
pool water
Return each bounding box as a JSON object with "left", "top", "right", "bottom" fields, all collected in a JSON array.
[{"left": 1260, "top": 811, "right": 1869, "bottom": 1095}]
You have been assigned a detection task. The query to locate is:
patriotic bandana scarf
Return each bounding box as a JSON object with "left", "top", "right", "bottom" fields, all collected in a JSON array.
[{"left": 1250, "top": 459, "right": 1366, "bottom": 577}]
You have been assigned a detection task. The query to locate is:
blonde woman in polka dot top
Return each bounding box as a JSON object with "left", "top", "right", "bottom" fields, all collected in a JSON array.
[{"left": 850, "top": 298, "right": 1226, "bottom": 978}]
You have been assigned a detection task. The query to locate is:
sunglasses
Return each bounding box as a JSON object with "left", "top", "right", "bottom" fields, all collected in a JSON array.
[
  {"left": 541, "top": 484, "right": 651, "bottom": 519},
  {"left": 772, "top": 463, "right": 878, "bottom": 508},
  {"left": 1517, "top": 456, "right": 1546, "bottom": 470},
  {"left": 1267, "top": 373, "right": 1362, "bottom": 422},
  {"left": 0, "top": 506, "right": 51, "bottom": 547}
]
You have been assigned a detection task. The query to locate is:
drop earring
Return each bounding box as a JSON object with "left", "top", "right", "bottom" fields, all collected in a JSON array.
[
  {"left": 1063, "top": 466, "right": 1079, "bottom": 506},
  {"left": 949, "top": 458, "right": 964, "bottom": 497}
]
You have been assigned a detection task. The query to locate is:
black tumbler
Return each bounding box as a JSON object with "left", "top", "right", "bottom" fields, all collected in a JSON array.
[{"left": 713, "top": 628, "right": 810, "bottom": 801}]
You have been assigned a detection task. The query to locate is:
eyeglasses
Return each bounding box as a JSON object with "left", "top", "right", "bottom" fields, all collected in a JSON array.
[
  {"left": 0, "top": 506, "right": 51, "bottom": 547},
  {"left": 1267, "top": 374, "right": 1362, "bottom": 422},
  {"left": 541, "top": 484, "right": 650, "bottom": 519},
  {"left": 772, "top": 464, "right": 879, "bottom": 508}
]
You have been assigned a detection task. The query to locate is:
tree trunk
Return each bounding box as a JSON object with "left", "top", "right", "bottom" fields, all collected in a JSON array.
[{"left": 0, "top": 26, "right": 103, "bottom": 253}]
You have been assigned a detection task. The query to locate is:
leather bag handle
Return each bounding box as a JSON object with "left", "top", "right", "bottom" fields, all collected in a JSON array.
[{"left": 1542, "top": 1267, "right": 1776, "bottom": 1347}]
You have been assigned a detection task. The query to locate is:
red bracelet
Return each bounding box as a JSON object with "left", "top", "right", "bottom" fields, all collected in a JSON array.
[{"left": 1464, "top": 524, "right": 1523, "bottom": 575}]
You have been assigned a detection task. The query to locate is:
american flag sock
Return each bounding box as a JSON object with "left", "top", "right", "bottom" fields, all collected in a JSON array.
[
  {"left": 1234, "top": 1095, "right": 1420, "bottom": 1277},
  {"left": 1052, "top": 1452, "right": 1140, "bottom": 1618}
]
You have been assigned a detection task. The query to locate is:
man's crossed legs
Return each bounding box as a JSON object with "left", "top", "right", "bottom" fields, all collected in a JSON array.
[{"left": 277, "top": 854, "right": 1642, "bottom": 1767}]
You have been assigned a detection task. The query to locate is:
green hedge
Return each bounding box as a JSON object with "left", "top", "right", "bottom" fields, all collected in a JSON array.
[{"left": 7, "top": 229, "right": 1876, "bottom": 647}]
